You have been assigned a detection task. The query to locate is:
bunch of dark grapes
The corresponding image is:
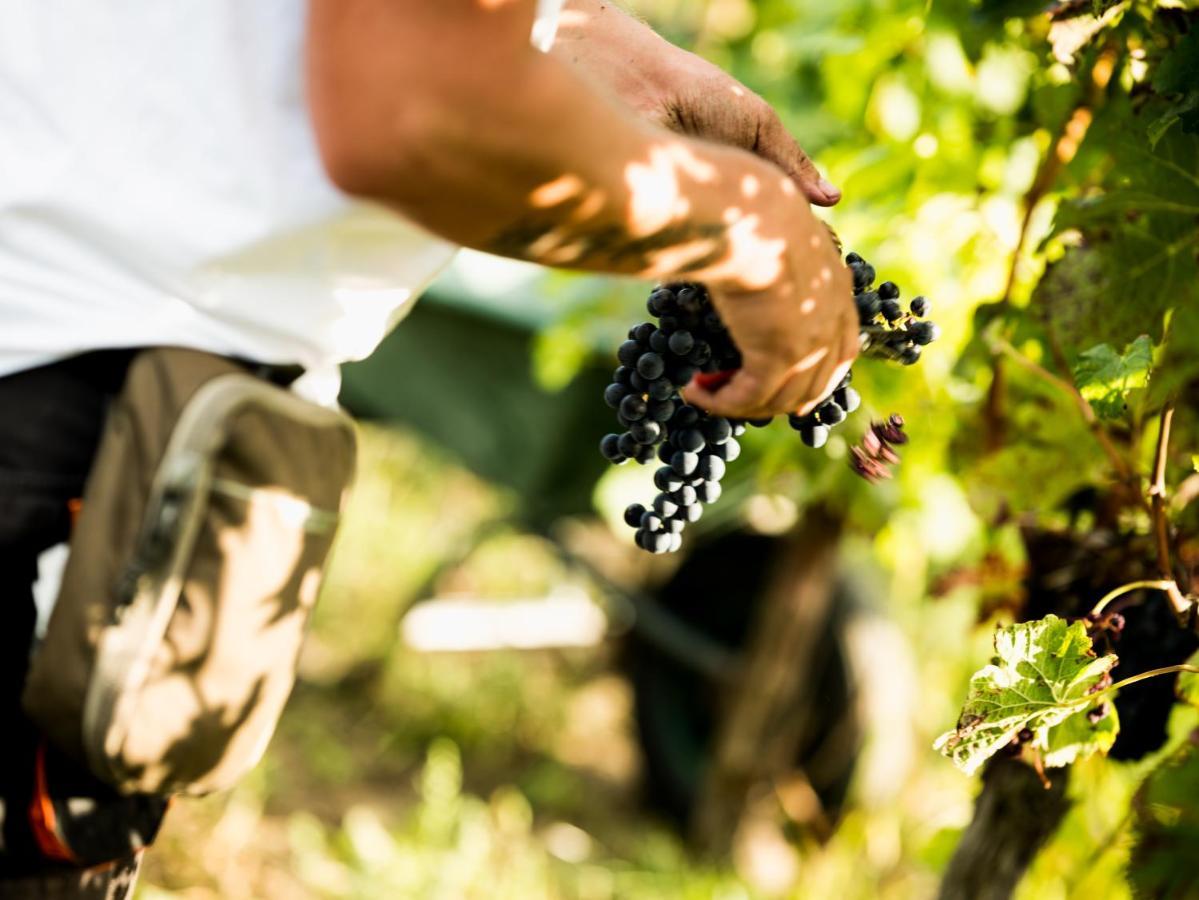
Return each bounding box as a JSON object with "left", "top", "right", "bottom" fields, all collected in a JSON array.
[{"left": 600, "top": 252, "right": 938, "bottom": 553}]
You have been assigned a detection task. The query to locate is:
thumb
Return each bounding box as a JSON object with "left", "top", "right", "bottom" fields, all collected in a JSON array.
[{"left": 755, "top": 116, "right": 841, "bottom": 207}]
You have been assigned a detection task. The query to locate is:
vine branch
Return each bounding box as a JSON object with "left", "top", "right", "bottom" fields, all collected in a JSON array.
[
  {"left": 1091, "top": 579, "right": 1179, "bottom": 617},
  {"left": 1148, "top": 402, "right": 1192, "bottom": 624}
]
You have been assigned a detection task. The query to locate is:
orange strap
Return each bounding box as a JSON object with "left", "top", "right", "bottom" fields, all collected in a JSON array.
[
  {"left": 29, "top": 743, "right": 78, "bottom": 864},
  {"left": 68, "top": 497, "right": 83, "bottom": 530}
]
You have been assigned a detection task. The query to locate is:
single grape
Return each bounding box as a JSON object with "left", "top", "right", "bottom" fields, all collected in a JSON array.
[
  {"left": 899, "top": 345, "right": 922, "bottom": 366},
  {"left": 699, "top": 481, "right": 722, "bottom": 504},
  {"left": 618, "top": 340, "right": 642, "bottom": 367},
  {"left": 698, "top": 454, "right": 726, "bottom": 482},
  {"left": 818, "top": 402, "right": 846, "bottom": 426},
  {"left": 647, "top": 378, "right": 673, "bottom": 401},
  {"left": 613, "top": 365, "right": 633, "bottom": 385},
  {"left": 672, "top": 485, "right": 698, "bottom": 507},
  {"left": 648, "top": 288, "right": 676, "bottom": 316},
  {"left": 852, "top": 263, "right": 876, "bottom": 292},
  {"left": 640, "top": 511, "right": 663, "bottom": 533},
  {"left": 668, "top": 330, "right": 695, "bottom": 356},
  {"left": 880, "top": 298, "right": 903, "bottom": 321},
  {"left": 909, "top": 320, "right": 940, "bottom": 345},
  {"left": 800, "top": 423, "right": 830, "bottom": 449},
  {"left": 647, "top": 398, "right": 675, "bottom": 422},
  {"left": 624, "top": 503, "right": 646, "bottom": 528},
  {"left": 712, "top": 438, "right": 741, "bottom": 462},
  {"left": 671, "top": 450, "right": 699, "bottom": 476},
  {"left": 655, "top": 466, "right": 683, "bottom": 492},
  {"left": 654, "top": 494, "right": 679, "bottom": 519},
  {"left": 878, "top": 281, "right": 900, "bottom": 300},
  {"left": 684, "top": 503, "right": 704, "bottom": 523},
  {"left": 637, "top": 352, "right": 666, "bottom": 380},
  {"left": 630, "top": 420, "right": 661, "bottom": 445},
  {"left": 910, "top": 296, "right": 929, "bottom": 317},
  {"left": 618, "top": 432, "right": 639, "bottom": 458},
  {"left": 677, "top": 428, "right": 705, "bottom": 453},
  {"left": 670, "top": 405, "right": 700, "bottom": 429},
  {"left": 629, "top": 371, "right": 649, "bottom": 392},
  {"left": 620, "top": 394, "right": 648, "bottom": 421},
  {"left": 600, "top": 434, "right": 623, "bottom": 461},
  {"left": 701, "top": 417, "right": 732, "bottom": 445},
  {"left": 603, "top": 383, "right": 628, "bottom": 409}
]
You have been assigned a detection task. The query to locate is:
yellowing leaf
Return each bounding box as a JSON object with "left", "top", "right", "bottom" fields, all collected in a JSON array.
[{"left": 935, "top": 615, "right": 1118, "bottom": 775}]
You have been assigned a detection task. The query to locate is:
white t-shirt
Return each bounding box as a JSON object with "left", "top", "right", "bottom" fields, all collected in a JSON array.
[{"left": 0, "top": 0, "right": 564, "bottom": 400}]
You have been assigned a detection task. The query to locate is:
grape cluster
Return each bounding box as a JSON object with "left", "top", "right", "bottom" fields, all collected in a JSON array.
[
  {"left": 847, "top": 252, "right": 939, "bottom": 364},
  {"left": 600, "top": 251, "right": 938, "bottom": 553},
  {"left": 599, "top": 284, "right": 746, "bottom": 553}
]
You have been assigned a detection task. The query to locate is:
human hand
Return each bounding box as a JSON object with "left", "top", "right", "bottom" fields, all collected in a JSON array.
[
  {"left": 683, "top": 205, "right": 858, "bottom": 419},
  {"left": 555, "top": 1, "right": 840, "bottom": 206}
]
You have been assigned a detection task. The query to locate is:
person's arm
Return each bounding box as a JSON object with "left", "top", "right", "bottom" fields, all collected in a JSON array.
[
  {"left": 306, "top": 0, "right": 856, "bottom": 418},
  {"left": 551, "top": 0, "right": 841, "bottom": 207}
]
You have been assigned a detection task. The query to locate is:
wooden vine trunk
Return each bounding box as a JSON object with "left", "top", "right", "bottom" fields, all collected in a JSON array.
[
  {"left": 690, "top": 508, "right": 843, "bottom": 855},
  {"left": 938, "top": 757, "right": 1071, "bottom": 900}
]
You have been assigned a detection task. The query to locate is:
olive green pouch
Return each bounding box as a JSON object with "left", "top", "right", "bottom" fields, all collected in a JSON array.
[{"left": 22, "top": 348, "right": 356, "bottom": 796}]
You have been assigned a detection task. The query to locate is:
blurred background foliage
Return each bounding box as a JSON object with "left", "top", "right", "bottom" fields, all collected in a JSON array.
[{"left": 140, "top": 0, "right": 1198, "bottom": 897}]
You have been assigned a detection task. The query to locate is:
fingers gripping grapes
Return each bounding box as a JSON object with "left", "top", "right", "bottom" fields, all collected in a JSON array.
[{"left": 598, "top": 250, "right": 940, "bottom": 553}]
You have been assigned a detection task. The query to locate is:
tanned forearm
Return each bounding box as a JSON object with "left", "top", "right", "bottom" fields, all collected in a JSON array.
[
  {"left": 306, "top": 0, "right": 856, "bottom": 417},
  {"left": 308, "top": 0, "right": 827, "bottom": 288}
]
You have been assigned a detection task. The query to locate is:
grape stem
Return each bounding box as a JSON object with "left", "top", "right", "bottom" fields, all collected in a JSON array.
[
  {"left": 1090, "top": 664, "right": 1199, "bottom": 701},
  {"left": 1090, "top": 579, "right": 1180, "bottom": 617}
]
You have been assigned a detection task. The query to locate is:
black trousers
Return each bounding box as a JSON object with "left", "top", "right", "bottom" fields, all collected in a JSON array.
[{"left": 0, "top": 351, "right": 161, "bottom": 895}]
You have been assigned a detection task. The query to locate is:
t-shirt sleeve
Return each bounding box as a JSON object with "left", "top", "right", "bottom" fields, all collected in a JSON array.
[{"left": 531, "top": 0, "right": 566, "bottom": 52}]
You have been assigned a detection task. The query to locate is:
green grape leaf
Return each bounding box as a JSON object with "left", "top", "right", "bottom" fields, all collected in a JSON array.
[
  {"left": 1036, "top": 102, "right": 1199, "bottom": 352},
  {"left": 1071, "top": 335, "right": 1154, "bottom": 420},
  {"left": 935, "top": 615, "right": 1118, "bottom": 775},
  {"left": 1042, "top": 698, "right": 1119, "bottom": 767},
  {"left": 1130, "top": 740, "right": 1199, "bottom": 900},
  {"left": 1150, "top": 301, "right": 1199, "bottom": 403},
  {"left": 1153, "top": 27, "right": 1199, "bottom": 96}
]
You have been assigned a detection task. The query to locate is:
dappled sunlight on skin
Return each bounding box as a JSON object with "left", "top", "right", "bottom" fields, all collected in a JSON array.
[
  {"left": 625, "top": 144, "right": 716, "bottom": 235},
  {"left": 529, "top": 174, "right": 585, "bottom": 208}
]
